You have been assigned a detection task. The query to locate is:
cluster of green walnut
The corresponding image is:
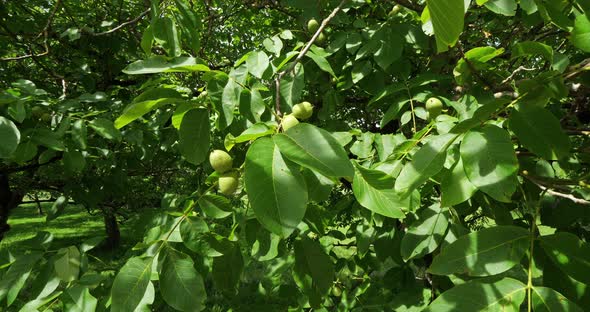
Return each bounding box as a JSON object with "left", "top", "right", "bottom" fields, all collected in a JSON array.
[
  {"left": 209, "top": 150, "right": 239, "bottom": 196},
  {"left": 282, "top": 101, "right": 313, "bottom": 131},
  {"left": 307, "top": 18, "right": 325, "bottom": 44}
]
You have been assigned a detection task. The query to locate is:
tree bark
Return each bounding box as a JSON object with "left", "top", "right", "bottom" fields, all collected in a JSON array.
[
  {"left": 102, "top": 206, "right": 121, "bottom": 248},
  {"left": 0, "top": 173, "right": 23, "bottom": 242}
]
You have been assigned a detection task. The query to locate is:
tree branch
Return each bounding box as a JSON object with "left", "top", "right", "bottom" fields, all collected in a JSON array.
[
  {"left": 523, "top": 174, "right": 590, "bottom": 205},
  {"left": 274, "top": 0, "right": 348, "bottom": 117},
  {"left": 4, "top": 155, "right": 61, "bottom": 174},
  {"left": 91, "top": 8, "right": 150, "bottom": 36}
]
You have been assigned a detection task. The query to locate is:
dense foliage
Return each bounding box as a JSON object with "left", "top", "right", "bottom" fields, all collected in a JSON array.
[{"left": 1, "top": 0, "right": 590, "bottom": 311}]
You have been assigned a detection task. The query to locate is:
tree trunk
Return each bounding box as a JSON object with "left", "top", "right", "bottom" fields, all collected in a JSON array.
[
  {"left": 103, "top": 207, "right": 121, "bottom": 249},
  {"left": 34, "top": 193, "right": 44, "bottom": 215},
  {"left": 0, "top": 173, "right": 23, "bottom": 242}
]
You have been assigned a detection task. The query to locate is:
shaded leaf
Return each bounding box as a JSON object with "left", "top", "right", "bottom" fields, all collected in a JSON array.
[
  {"left": 461, "top": 125, "right": 518, "bottom": 202},
  {"left": 395, "top": 133, "right": 458, "bottom": 196},
  {"left": 178, "top": 108, "right": 210, "bottom": 165},
  {"left": 424, "top": 278, "right": 526, "bottom": 311},
  {"left": 401, "top": 204, "right": 450, "bottom": 260},
  {"left": 429, "top": 226, "right": 529, "bottom": 276},
  {"left": 111, "top": 257, "right": 153, "bottom": 312},
  {"left": 244, "top": 138, "right": 308, "bottom": 237},
  {"left": 160, "top": 246, "right": 206, "bottom": 311},
  {"left": 352, "top": 164, "right": 410, "bottom": 218}
]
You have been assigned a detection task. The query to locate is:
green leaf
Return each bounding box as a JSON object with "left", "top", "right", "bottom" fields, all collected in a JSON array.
[
  {"left": 63, "top": 149, "right": 86, "bottom": 173},
  {"left": 426, "top": 0, "right": 464, "bottom": 52},
  {"left": 509, "top": 105, "right": 570, "bottom": 160},
  {"left": 178, "top": 108, "right": 210, "bottom": 165},
  {"left": 263, "top": 35, "right": 283, "bottom": 56},
  {"left": 401, "top": 204, "right": 450, "bottom": 260},
  {"left": 395, "top": 133, "right": 459, "bottom": 196},
  {"left": 12, "top": 141, "right": 37, "bottom": 163},
  {"left": 248, "top": 221, "right": 282, "bottom": 261},
  {"left": 152, "top": 17, "right": 181, "bottom": 57},
  {"left": 520, "top": 0, "right": 538, "bottom": 14},
  {"left": 441, "top": 157, "right": 477, "bottom": 207},
  {"left": 373, "top": 27, "right": 404, "bottom": 70},
  {"left": 512, "top": 41, "right": 553, "bottom": 61},
  {"left": 46, "top": 196, "right": 68, "bottom": 221},
  {"left": 54, "top": 246, "right": 81, "bottom": 282},
  {"left": 571, "top": 14, "right": 590, "bottom": 52},
  {"left": 539, "top": 232, "right": 590, "bottom": 284},
  {"left": 461, "top": 125, "right": 519, "bottom": 202},
  {"left": 293, "top": 238, "right": 334, "bottom": 308},
  {"left": 423, "top": 278, "right": 526, "bottom": 311},
  {"left": 115, "top": 98, "right": 184, "bottom": 129},
  {"left": 239, "top": 88, "right": 266, "bottom": 123},
  {"left": 71, "top": 119, "right": 87, "bottom": 150},
  {"left": 198, "top": 194, "right": 232, "bottom": 219},
  {"left": 273, "top": 123, "right": 354, "bottom": 178},
  {"left": 246, "top": 51, "right": 270, "bottom": 78},
  {"left": 244, "top": 137, "right": 308, "bottom": 237},
  {"left": 232, "top": 123, "right": 274, "bottom": 144},
  {"left": 218, "top": 78, "right": 242, "bottom": 129},
  {"left": 31, "top": 128, "right": 64, "bottom": 151},
  {"left": 484, "top": 0, "right": 517, "bottom": 16},
  {"left": 429, "top": 226, "right": 529, "bottom": 276},
  {"left": 532, "top": 286, "right": 584, "bottom": 312},
  {"left": 0, "top": 253, "right": 42, "bottom": 305},
  {"left": 306, "top": 51, "right": 336, "bottom": 77},
  {"left": 89, "top": 118, "right": 122, "bottom": 142},
  {"left": 351, "top": 60, "right": 372, "bottom": 84},
  {"left": 212, "top": 242, "right": 243, "bottom": 291},
  {"left": 160, "top": 247, "right": 206, "bottom": 312},
  {"left": 123, "top": 56, "right": 210, "bottom": 74},
  {"left": 0, "top": 116, "right": 20, "bottom": 158},
  {"left": 302, "top": 168, "right": 335, "bottom": 203},
  {"left": 62, "top": 285, "right": 98, "bottom": 312},
  {"left": 111, "top": 257, "right": 153, "bottom": 312},
  {"left": 174, "top": 0, "right": 201, "bottom": 52},
  {"left": 279, "top": 63, "right": 304, "bottom": 109},
  {"left": 179, "top": 216, "right": 209, "bottom": 252},
  {"left": 369, "top": 73, "right": 445, "bottom": 105},
  {"left": 352, "top": 164, "right": 413, "bottom": 218}
]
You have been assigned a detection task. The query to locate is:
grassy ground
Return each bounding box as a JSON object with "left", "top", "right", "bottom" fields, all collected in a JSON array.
[{"left": 0, "top": 202, "right": 142, "bottom": 254}]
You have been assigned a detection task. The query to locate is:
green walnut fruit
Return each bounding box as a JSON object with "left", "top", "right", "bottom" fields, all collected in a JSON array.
[
  {"left": 218, "top": 171, "right": 239, "bottom": 196},
  {"left": 41, "top": 113, "right": 52, "bottom": 122},
  {"left": 388, "top": 5, "right": 401, "bottom": 17},
  {"left": 316, "top": 32, "right": 326, "bottom": 45},
  {"left": 307, "top": 18, "right": 320, "bottom": 33},
  {"left": 425, "top": 97, "right": 443, "bottom": 119},
  {"left": 292, "top": 101, "right": 313, "bottom": 120},
  {"left": 31, "top": 106, "right": 44, "bottom": 118},
  {"left": 282, "top": 114, "right": 299, "bottom": 131},
  {"left": 331, "top": 286, "right": 342, "bottom": 297},
  {"left": 209, "top": 150, "right": 233, "bottom": 173}
]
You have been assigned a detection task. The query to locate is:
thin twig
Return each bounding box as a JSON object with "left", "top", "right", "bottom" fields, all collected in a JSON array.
[
  {"left": 274, "top": 0, "right": 348, "bottom": 116},
  {"left": 92, "top": 8, "right": 150, "bottom": 36},
  {"left": 523, "top": 174, "right": 590, "bottom": 205},
  {"left": 501, "top": 66, "right": 535, "bottom": 84},
  {"left": 564, "top": 58, "right": 590, "bottom": 80}
]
